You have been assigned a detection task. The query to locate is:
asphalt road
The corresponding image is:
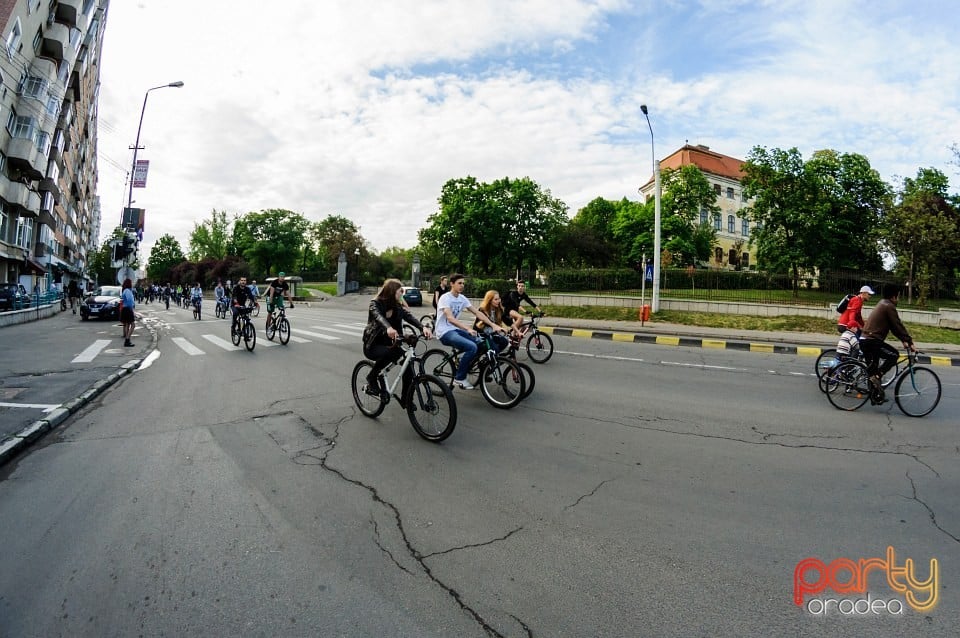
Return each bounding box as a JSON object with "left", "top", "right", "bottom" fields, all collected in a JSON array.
[{"left": 1, "top": 299, "right": 958, "bottom": 637}]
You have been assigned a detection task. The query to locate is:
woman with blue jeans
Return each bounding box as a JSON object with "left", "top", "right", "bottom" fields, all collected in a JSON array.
[{"left": 434, "top": 274, "right": 506, "bottom": 390}]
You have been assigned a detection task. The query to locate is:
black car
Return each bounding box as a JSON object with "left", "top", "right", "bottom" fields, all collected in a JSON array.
[
  {"left": 401, "top": 286, "right": 423, "bottom": 307},
  {"left": 80, "top": 285, "right": 122, "bottom": 321},
  {"left": 0, "top": 282, "right": 30, "bottom": 311}
]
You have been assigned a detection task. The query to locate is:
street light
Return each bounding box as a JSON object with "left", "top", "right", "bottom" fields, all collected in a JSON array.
[
  {"left": 640, "top": 104, "right": 661, "bottom": 313},
  {"left": 354, "top": 247, "right": 360, "bottom": 283},
  {"left": 126, "top": 81, "right": 184, "bottom": 215}
]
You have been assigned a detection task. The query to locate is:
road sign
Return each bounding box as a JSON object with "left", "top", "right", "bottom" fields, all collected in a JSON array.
[{"left": 116, "top": 267, "right": 137, "bottom": 285}]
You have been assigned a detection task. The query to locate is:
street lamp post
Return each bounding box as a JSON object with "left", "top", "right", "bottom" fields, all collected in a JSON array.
[
  {"left": 640, "top": 104, "right": 661, "bottom": 313},
  {"left": 354, "top": 248, "right": 360, "bottom": 287},
  {"left": 126, "top": 81, "right": 184, "bottom": 217}
]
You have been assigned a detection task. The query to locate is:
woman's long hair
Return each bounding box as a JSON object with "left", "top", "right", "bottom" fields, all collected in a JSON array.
[
  {"left": 478, "top": 290, "right": 502, "bottom": 324},
  {"left": 376, "top": 278, "right": 404, "bottom": 307}
]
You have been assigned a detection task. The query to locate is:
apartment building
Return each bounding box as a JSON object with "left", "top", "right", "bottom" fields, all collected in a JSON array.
[
  {"left": 639, "top": 144, "right": 754, "bottom": 270},
  {"left": 0, "top": 0, "right": 107, "bottom": 294}
]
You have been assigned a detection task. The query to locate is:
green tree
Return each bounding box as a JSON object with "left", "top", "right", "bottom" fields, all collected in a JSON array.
[
  {"left": 313, "top": 215, "right": 366, "bottom": 276},
  {"left": 232, "top": 209, "right": 310, "bottom": 276},
  {"left": 87, "top": 241, "right": 114, "bottom": 287},
  {"left": 146, "top": 234, "right": 187, "bottom": 282},
  {"left": 188, "top": 209, "right": 232, "bottom": 261},
  {"left": 610, "top": 197, "right": 653, "bottom": 265},
  {"left": 418, "top": 176, "right": 568, "bottom": 277},
  {"left": 883, "top": 168, "right": 960, "bottom": 306},
  {"left": 741, "top": 147, "right": 888, "bottom": 292}
]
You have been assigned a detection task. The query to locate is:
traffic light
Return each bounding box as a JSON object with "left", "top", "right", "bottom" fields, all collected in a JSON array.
[
  {"left": 112, "top": 243, "right": 124, "bottom": 262},
  {"left": 121, "top": 236, "right": 135, "bottom": 257}
]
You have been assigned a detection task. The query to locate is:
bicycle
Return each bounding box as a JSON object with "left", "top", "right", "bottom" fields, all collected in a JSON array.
[
  {"left": 192, "top": 296, "right": 202, "bottom": 320},
  {"left": 351, "top": 334, "right": 457, "bottom": 442},
  {"left": 214, "top": 296, "right": 230, "bottom": 319},
  {"left": 265, "top": 304, "right": 292, "bottom": 344},
  {"left": 506, "top": 311, "right": 554, "bottom": 363},
  {"left": 824, "top": 349, "right": 941, "bottom": 417},
  {"left": 421, "top": 329, "right": 526, "bottom": 409},
  {"left": 815, "top": 345, "right": 903, "bottom": 392},
  {"left": 230, "top": 306, "right": 257, "bottom": 351}
]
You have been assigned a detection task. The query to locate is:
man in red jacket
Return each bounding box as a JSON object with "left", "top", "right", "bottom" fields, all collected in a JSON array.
[{"left": 838, "top": 285, "right": 874, "bottom": 335}]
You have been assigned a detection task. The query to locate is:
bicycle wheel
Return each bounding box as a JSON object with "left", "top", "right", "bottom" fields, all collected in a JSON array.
[
  {"left": 231, "top": 319, "right": 241, "bottom": 346},
  {"left": 252, "top": 303, "right": 260, "bottom": 317},
  {"left": 278, "top": 317, "right": 290, "bottom": 344},
  {"left": 815, "top": 348, "right": 838, "bottom": 376},
  {"left": 525, "top": 330, "right": 554, "bottom": 363},
  {"left": 421, "top": 349, "right": 456, "bottom": 387},
  {"left": 894, "top": 367, "right": 941, "bottom": 417},
  {"left": 419, "top": 314, "right": 435, "bottom": 332},
  {"left": 406, "top": 374, "right": 457, "bottom": 442},
  {"left": 243, "top": 320, "right": 256, "bottom": 351},
  {"left": 265, "top": 315, "right": 277, "bottom": 341},
  {"left": 825, "top": 361, "right": 871, "bottom": 411},
  {"left": 514, "top": 359, "right": 536, "bottom": 399},
  {"left": 479, "top": 358, "right": 525, "bottom": 409},
  {"left": 352, "top": 361, "right": 386, "bottom": 418}
]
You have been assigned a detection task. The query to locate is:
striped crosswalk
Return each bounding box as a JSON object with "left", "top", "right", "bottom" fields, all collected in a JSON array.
[{"left": 71, "top": 319, "right": 367, "bottom": 363}]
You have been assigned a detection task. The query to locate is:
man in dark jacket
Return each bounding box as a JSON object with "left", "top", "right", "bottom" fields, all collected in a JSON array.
[{"left": 859, "top": 283, "right": 915, "bottom": 404}]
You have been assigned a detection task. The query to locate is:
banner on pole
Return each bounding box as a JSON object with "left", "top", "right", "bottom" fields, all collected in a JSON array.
[{"left": 132, "top": 159, "right": 150, "bottom": 188}]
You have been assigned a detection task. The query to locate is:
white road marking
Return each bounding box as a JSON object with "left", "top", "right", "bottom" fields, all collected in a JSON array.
[
  {"left": 72, "top": 340, "right": 112, "bottom": 363},
  {"left": 172, "top": 337, "right": 205, "bottom": 355},
  {"left": 260, "top": 331, "right": 311, "bottom": 343},
  {"left": 0, "top": 402, "right": 59, "bottom": 412},
  {"left": 202, "top": 334, "right": 240, "bottom": 350},
  {"left": 291, "top": 328, "right": 339, "bottom": 341},
  {"left": 310, "top": 324, "right": 359, "bottom": 336},
  {"left": 661, "top": 361, "right": 745, "bottom": 371},
  {"left": 137, "top": 350, "right": 162, "bottom": 370}
]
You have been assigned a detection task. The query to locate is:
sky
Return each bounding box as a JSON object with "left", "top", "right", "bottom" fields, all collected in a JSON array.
[{"left": 95, "top": 0, "right": 960, "bottom": 259}]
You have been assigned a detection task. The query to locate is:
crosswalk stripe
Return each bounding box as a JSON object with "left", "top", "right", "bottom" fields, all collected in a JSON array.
[
  {"left": 259, "top": 331, "right": 311, "bottom": 344},
  {"left": 291, "top": 328, "right": 339, "bottom": 341},
  {"left": 172, "top": 337, "right": 205, "bottom": 355},
  {"left": 333, "top": 323, "right": 366, "bottom": 329},
  {"left": 309, "top": 325, "right": 359, "bottom": 336},
  {"left": 72, "top": 340, "right": 112, "bottom": 363},
  {"left": 202, "top": 334, "right": 240, "bottom": 350}
]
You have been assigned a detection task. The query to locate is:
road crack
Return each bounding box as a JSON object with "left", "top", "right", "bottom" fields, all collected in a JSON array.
[
  {"left": 904, "top": 472, "right": 960, "bottom": 543},
  {"left": 563, "top": 478, "right": 615, "bottom": 511}
]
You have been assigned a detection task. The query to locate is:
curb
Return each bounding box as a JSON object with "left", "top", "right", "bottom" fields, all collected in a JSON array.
[
  {"left": 0, "top": 318, "right": 160, "bottom": 468},
  {"left": 538, "top": 326, "right": 960, "bottom": 367}
]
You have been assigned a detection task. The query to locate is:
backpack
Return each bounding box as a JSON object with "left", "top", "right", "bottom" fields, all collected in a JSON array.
[{"left": 836, "top": 293, "right": 853, "bottom": 314}]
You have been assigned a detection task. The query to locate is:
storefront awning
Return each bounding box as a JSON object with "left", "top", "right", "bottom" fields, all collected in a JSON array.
[{"left": 24, "top": 258, "right": 47, "bottom": 275}]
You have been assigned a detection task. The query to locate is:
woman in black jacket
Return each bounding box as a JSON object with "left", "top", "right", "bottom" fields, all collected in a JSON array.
[{"left": 363, "top": 278, "right": 432, "bottom": 402}]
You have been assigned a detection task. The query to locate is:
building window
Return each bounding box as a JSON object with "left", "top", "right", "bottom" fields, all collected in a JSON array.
[
  {"left": 726, "top": 186, "right": 734, "bottom": 199},
  {"left": 700, "top": 208, "right": 708, "bottom": 225},
  {"left": 729, "top": 249, "right": 738, "bottom": 265},
  {"left": 6, "top": 19, "right": 22, "bottom": 60},
  {"left": 713, "top": 183, "right": 721, "bottom": 196},
  {"left": 20, "top": 75, "right": 47, "bottom": 99},
  {"left": 742, "top": 219, "right": 749, "bottom": 236},
  {"left": 10, "top": 114, "right": 37, "bottom": 140},
  {"left": 0, "top": 203, "right": 8, "bottom": 243},
  {"left": 713, "top": 213, "right": 721, "bottom": 231},
  {"left": 741, "top": 190, "right": 748, "bottom": 202},
  {"left": 16, "top": 217, "right": 33, "bottom": 249},
  {"left": 714, "top": 247, "right": 723, "bottom": 263},
  {"left": 727, "top": 215, "right": 735, "bottom": 233},
  {"left": 742, "top": 253, "right": 750, "bottom": 268}
]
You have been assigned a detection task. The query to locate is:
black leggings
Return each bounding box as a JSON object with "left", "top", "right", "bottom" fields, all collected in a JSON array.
[
  {"left": 364, "top": 342, "right": 411, "bottom": 394},
  {"left": 859, "top": 338, "right": 898, "bottom": 379}
]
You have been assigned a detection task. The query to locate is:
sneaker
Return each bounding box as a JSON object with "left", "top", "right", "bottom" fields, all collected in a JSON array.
[
  {"left": 454, "top": 379, "right": 475, "bottom": 390},
  {"left": 124, "top": 340, "right": 134, "bottom": 347},
  {"left": 364, "top": 385, "right": 381, "bottom": 399}
]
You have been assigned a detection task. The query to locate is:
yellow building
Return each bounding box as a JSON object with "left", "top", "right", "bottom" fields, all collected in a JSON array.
[{"left": 639, "top": 144, "right": 754, "bottom": 270}]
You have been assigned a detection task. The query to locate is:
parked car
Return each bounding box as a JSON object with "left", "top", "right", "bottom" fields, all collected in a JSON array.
[
  {"left": 0, "top": 282, "right": 30, "bottom": 311},
  {"left": 401, "top": 286, "right": 422, "bottom": 307},
  {"left": 80, "top": 285, "right": 122, "bottom": 321}
]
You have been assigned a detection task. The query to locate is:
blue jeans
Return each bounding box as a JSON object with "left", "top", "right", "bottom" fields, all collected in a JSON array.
[{"left": 440, "top": 329, "right": 479, "bottom": 381}]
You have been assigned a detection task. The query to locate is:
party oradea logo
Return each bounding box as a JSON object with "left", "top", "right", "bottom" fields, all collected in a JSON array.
[{"left": 794, "top": 546, "right": 938, "bottom": 616}]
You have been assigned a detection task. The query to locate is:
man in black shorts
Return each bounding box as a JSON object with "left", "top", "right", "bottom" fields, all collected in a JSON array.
[{"left": 503, "top": 279, "right": 539, "bottom": 335}]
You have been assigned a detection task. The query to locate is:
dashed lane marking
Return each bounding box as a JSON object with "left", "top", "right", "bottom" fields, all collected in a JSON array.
[{"left": 72, "top": 340, "right": 112, "bottom": 363}]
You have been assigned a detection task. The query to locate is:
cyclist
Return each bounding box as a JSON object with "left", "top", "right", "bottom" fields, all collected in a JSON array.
[
  {"left": 249, "top": 279, "right": 261, "bottom": 312},
  {"left": 837, "top": 285, "right": 874, "bottom": 335},
  {"left": 503, "top": 279, "right": 540, "bottom": 336},
  {"left": 265, "top": 272, "right": 293, "bottom": 328},
  {"left": 435, "top": 273, "right": 506, "bottom": 390},
  {"left": 363, "top": 278, "right": 432, "bottom": 403},
  {"left": 230, "top": 276, "right": 255, "bottom": 335},
  {"left": 473, "top": 290, "right": 510, "bottom": 354},
  {"left": 859, "top": 283, "right": 916, "bottom": 405},
  {"left": 190, "top": 282, "right": 203, "bottom": 318}
]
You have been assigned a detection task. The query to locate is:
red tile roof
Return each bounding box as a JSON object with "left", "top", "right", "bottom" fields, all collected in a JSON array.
[{"left": 641, "top": 145, "right": 746, "bottom": 189}]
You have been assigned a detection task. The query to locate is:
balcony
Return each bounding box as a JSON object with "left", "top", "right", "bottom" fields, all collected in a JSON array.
[
  {"left": 39, "top": 23, "right": 79, "bottom": 67},
  {"left": 55, "top": 0, "right": 88, "bottom": 32},
  {"left": 29, "top": 58, "right": 59, "bottom": 86},
  {"left": 6, "top": 137, "right": 47, "bottom": 178},
  {"left": 0, "top": 175, "right": 41, "bottom": 216},
  {"left": 38, "top": 208, "right": 57, "bottom": 229},
  {"left": 39, "top": 177, "right": 61, "bottom": 205}
]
